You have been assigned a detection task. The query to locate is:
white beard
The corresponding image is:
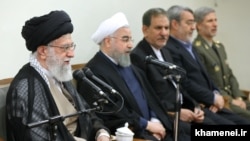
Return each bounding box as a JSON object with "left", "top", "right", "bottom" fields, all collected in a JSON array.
[{"left": 46, "top": 50, "right": 72, "bottom": 82}]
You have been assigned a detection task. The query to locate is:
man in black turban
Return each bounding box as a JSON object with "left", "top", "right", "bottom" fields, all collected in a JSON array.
[
  {"left": 21, "top": 10, "right": 74, "bottom": 52},
  {"left": 6, "top": 10, "right": 111, "bottom": 141}
]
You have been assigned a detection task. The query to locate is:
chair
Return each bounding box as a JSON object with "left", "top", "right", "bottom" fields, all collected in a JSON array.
[
  {"left": 133, "top": 139, "right": 150, "bottom": 141},
  {"left": 0, "top": 78, "right": 12, "bottom": 141},
  {"left": 241, "top": 89, "right": 250, "bottom": 101},
  {"left": 0, "top": 63, "right": 86, "bottom": 141},
  {"left": 71, "top": 63, "right": 86, "bottom": 71}
]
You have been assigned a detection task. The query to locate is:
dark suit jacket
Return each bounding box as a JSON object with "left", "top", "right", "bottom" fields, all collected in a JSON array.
[
  {"left": 76, "top": 51, "right": 174, "bottom": 139},
  {"left": 165, "top": 36, "right": 218, "bottom": 107},
  {"left": 130, "top": 38, "right": 197, "bottom": 111}
]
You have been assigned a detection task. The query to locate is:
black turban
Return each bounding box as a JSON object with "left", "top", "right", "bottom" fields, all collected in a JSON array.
[{"left": 21, "top": 10, "right": 73, "bottom": 52}]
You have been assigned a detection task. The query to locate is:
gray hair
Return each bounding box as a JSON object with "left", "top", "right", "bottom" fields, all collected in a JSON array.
[
  {"left": 194, "top": 7, "right": 215, "bottom": 23},
  {"left": 142, "top": 7, "right": 167, "bottom": 26},
  {"left": 166, "top": 5, "right": 193, "bottom": 23}
]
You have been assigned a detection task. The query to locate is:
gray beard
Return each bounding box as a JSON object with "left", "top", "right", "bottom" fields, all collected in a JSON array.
[{"left": 116, "top": 53, "right": 131, "bottom": 67}]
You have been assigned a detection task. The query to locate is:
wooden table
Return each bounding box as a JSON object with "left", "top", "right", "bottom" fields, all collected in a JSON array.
[
  {"left": 0, "top": 137, "right": 146, "bottom": 141},
  {"left": 111, "top": 135, "right": 151, "bottom": 141},
  {"left": 112, "top": 137, "right": 150, "bottom": 141},
  {"left": 133, "top": 138, "right": 151, "bottom": 141}
]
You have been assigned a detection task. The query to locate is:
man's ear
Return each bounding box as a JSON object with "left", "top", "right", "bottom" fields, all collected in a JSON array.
[
  {"left": 37, "top": 45, "right": 48, "bottom": 59},
  {"left": 142, "top": 25, "right": 149, "bottom": 37},
  {"left": 195, "top": 22, "right": 200, "bottom": 31},
  {"left": 171, "top": 19, "right": 179, "bottom": 30},
  {"left": 103, "top": 37, "right": 112, "bottom": 48}
]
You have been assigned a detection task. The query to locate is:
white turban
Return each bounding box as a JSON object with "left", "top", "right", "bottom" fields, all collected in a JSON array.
[{"left": 91, "top": 12, "right": 129, "bottom": 44}]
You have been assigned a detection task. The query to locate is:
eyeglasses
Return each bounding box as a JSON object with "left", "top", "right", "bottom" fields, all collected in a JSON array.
[
  {"left": 47, "top": 43, "right": 76, "bottom": 52},
  {"left": 110, "top": 36, "right": 134, "bottom": 43}
]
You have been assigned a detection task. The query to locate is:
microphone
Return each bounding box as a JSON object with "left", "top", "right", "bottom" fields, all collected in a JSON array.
[
  {"left": 83, "top": 67, "right": 119, "bottom": 95},
  {"left": 73, "top": 69, "right": 120, "bottom": 111},
  {"left": 73, "top": 69, "right": 107, "bottom": 97},
  {"left": 145, "top": 55, "right": 186, "bottom": 76},
  {"left": 145, "top": 55, "right": 177, "bottom": 69}
]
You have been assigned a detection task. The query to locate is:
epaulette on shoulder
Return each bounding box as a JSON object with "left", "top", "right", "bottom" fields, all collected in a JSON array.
[
  {"left": 214, "top": 40, "right": 222, "bottom": 48},
  {"left": 194, "top": 40, "right": 201, "bottom": 47},
  {"left": 214, "top": 40, "right": 221, "bottom": 44}
]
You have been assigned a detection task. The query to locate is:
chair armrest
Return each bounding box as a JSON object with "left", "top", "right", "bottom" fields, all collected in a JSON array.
[
  {"left": 71, "top": 63, "right": 86, "bottom": 71},
  {"left": 241, "top": 89, "right": 250, "bottom": 101}
]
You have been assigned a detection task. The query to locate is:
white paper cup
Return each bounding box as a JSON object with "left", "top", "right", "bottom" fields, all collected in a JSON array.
[{"left": 115, "top": 132, "right": 133, "bottom": 141}]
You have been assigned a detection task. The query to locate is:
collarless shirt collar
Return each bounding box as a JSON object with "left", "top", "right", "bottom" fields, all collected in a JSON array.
[{"left": 150, "top": 45, "right": 164, "bottom": 61}]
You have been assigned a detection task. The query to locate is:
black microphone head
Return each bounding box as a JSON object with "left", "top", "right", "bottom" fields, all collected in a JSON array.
[
  {"left": 73, "top": 69, "right": 85, "bottom": 80},
  {"left": 145, "top": 55, "right": 154, "bottom": 63},
  {"left": 83, "top": 67, "right": 94, "bottom": 78}
]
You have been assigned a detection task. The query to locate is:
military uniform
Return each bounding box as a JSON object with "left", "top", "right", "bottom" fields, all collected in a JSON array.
[{"left": 193, "top": 35, "right": 250, "bottom": 120}]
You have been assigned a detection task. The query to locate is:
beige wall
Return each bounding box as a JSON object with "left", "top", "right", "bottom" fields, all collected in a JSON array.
[{"left": 0, "top": 0, "right": 249, "bottom": 89}]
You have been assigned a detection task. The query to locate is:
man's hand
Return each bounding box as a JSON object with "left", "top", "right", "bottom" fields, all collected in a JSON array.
[
  {"left": 146, "top": 121, "right": 166, "bottom": 140},
  {"left": 209, "top": 105, "right": 219, "bottom": 113},
  {"left": 214, "top": 92, "right": 224, "bottom": 109},
  {"left": 97, "top": 136, "right": 110, "bottom": 141},
  {"left": 232, "top": 98, "right": 247, "bottom": 109},
  {"left": 193, "top": 107, "right": 204, "bottom": 123},
  {"left": 180, "top": 109, "right": 195, "bottom": 122}
]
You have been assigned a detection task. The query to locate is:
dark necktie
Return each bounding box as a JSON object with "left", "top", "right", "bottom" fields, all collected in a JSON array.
[{"left": 211, "top": 44, "right": 219, "bottom": 56}]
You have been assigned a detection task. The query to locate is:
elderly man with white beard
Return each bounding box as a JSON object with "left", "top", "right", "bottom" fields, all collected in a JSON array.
[{"left": 6, "top": 10, "right": 110, "bottom": 141}]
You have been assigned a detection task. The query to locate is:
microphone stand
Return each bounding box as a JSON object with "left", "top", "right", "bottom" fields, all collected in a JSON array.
[
  {"left": 163, "top": 74, "right": 183, "bottom": 141},
  {"left": 26, "top": 106, "right": 101, "bottom": 141},
  {"left": 93, "top": 93, "right": 124, "bottom": 115}
]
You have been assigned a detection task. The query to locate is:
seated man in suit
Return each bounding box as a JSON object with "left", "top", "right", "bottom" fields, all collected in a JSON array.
[
  {"left": 76, "top": 12, "right": 191, "bottom": 141},
  {"left": 193, "top": 6, "right": 250, "bottom": 120},
  {"left": 130, "top": 7, "right": 206, "bottom": 124},
  {"left": 165, "top": 5, "right": 250, "bottom": 124}
]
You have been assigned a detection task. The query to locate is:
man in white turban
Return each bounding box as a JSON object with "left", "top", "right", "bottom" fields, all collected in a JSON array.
[
  {"left": 91, "top": 12, "right": 129, "bottom": 45},
  {"left": 76, "top": 12, "right": 191, "bottom": 141}
]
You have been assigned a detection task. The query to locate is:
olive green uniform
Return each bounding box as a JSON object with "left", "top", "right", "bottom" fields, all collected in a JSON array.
[{"left": 193, "top": 35, "right": 250, "bottom": 120}]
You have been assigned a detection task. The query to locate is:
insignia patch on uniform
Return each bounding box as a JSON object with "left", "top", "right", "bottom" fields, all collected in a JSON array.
[
  {"left": 214, "top": 65, "right": 220, "bottom": 72},
  {"left": 214, "top": 41, "right": 221, "bottom": 48},
  {"left": 215, "top": 44, "right": 220, "bottom": 48},
  {"left": 205, "top": 44, "right": 209, "bottom": 50},
  {"left": 195, "top": 41, "right": 201, "bottom": 47}
]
